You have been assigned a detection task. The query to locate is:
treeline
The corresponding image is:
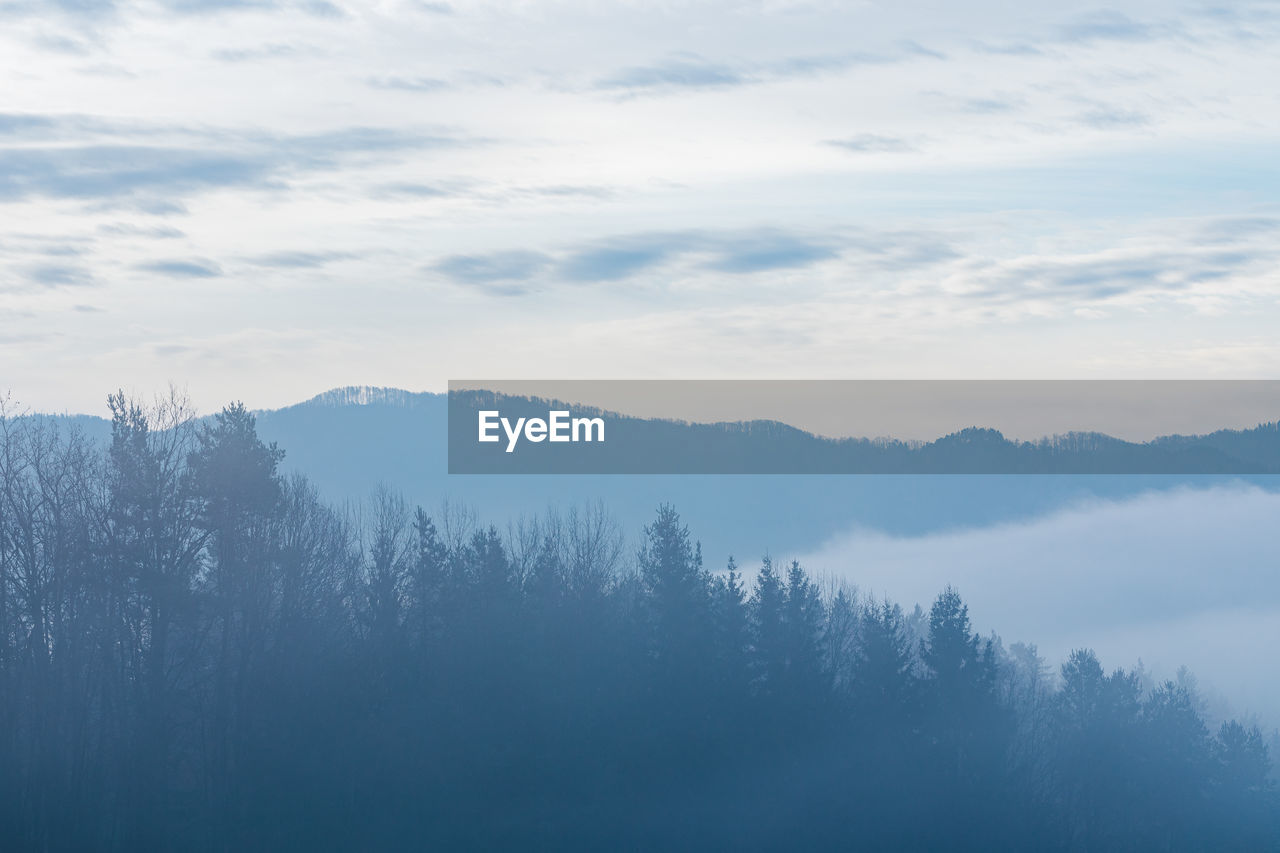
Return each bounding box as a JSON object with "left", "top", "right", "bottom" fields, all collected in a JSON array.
[{"left": 0, "top": 393, "right": 1276, "bottom": 851}]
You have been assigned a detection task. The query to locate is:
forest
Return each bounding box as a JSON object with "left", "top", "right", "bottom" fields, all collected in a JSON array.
[{"left": 1, "top": 392, "right": 1276, "bottom": 851}]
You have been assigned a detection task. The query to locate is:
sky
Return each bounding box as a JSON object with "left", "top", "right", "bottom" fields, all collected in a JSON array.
[{"left": 3, "top": 0, "right": 1280, "bottom": 415}]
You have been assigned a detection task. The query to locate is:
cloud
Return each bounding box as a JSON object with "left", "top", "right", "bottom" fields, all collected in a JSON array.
[
  {"left": 430, "top": 229, "right": 841, "bottom": 289},
  {"left": 366, "top": 75, "right": 451, "bottom": 92},
  {"left": 29, "top": 32, "right": 95, "bottom": 55},
  {"left": 971, "top": 41, "right": 1043, "bottom": 57},
  {"left": 0, "top": 0, "right": 116, "bottom": 20},
  {"left": 896, "top": 40, "right": 947, "bottom": 61},
  {"left": 765, "top": 46, "right": 939, "bottom": 79},
  {"left": 1075, "top": 105, "right": 1151, "bottom": 129},
  {"left": 1, "top": 0, "right": 358, "bottom": 21},
  {"left": 955, "top": 243, "right": 1274, "bottom": 305},
  {"left": 212, "top": 42, "right": 305, "bottom": 62},
  {"left": 0, "top": 114, "right": 61, "bottom": 137},
  {"left": 1189, "top": 3, "right": 1280, "bottom": 41},
  {"left": 704, "top": 232, "right": 837, "bottom": 273},
  {"left": 559, "top": 237, "right": 683, "bottom": 282},
  {"left": 114, "top": 198, "right": 189, "bottom": 215},
  {"left": 507, "top": 184, "right": 616, "bottom": 201},
  {"left": 0, "top": 112, "right": 141, "bottom": 140},
  {"left": 595, "top": 57, "right": 748, "bottom": 94},
  {"left": 0, "top": 121, "right": 470, "bottom": 206},
  {"left": 595, "top": 44, "right": 943, "bottom": 96},
  {"left": 97, "top": 223, "right": 186, "bottom": 238},
  {"left": 918, "top": 90, "right": 1025, "bottom": 116},
  {"left": 247, "top": 250, "right": 357, "bottom": 268},
  {"left": 961, "top": 9, "right": 1207, "bottom": 66},
  {"left": 959, "top": 96, "right": 1023, "bottom": 114},
  {"left": 429, "top": 250, "right": 552, "bottom": 291},
  {"left": 372, "top": 181, "right": 459, "bottom": 199},
  {"left": 22, "top": 263, "right": 95, "bottom": 287},
  {"left": 825, "top": 134, "right": 915, "bottom": 153},
  {"left": 372, "top": 180, "right": 613, "bottom": 205},
  {"left": 1196, "top": 217, "right": 1280, "bottom": 244},
  {"left": 158, "top": 0, "right": 272, "bottom": 13},
  {"left": 1055, "top": 10, "right": 1159, "bottom": 45},
  {"left": 558, "top": 230, "right": 841, "bottom": 281},
  {"left": 296, "top": 0, "right": 343, "bottom": 17},
  {"left": 798, "top": 484, "right": 1280, "bottom": 722},
  {"left": 136, "top": 258, "right": 222, "bottom": 277},
  {"left": 271, "top": 126, "right": 462, "bottom": 160},
  {"left": 1, "top": 0, "right": 341, "bottom": 20},
  {"left": 848, "top": 232, "right": 960, "bottom": 272},
  {"left": 0, "top": 145, "right": 274, "bottom": 203}
]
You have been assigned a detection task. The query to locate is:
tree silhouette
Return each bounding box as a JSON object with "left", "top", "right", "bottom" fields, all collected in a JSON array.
[{"left": 0, "top": 401, "right": 1276, "bottom": 851}]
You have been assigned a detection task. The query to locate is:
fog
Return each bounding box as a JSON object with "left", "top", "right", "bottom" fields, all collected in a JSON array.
[{"left": 799, "top": 483, "right": 1280, "bottom": 725}]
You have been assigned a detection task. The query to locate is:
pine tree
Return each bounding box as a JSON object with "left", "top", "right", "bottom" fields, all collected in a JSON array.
[
  {"left": 410, "top": 508, "right": 449, "bottom": 642},
  {"left": 782, "top": 560, "right": 825, "bottom": 694},
  {"left": 186, "top": 401, "right": 285, "bottom": 836},
  {"left": 638, "top": 504, "right": 708, "bottom": 664},
  {"left": 853, "top": 599, "right": 918, "bottom": 721},
  {"left": 711, "top": 556, "right": 749, "bottom": 685},
  {"left": 749, "top": 556, "right": 786, "bottom": 692}
]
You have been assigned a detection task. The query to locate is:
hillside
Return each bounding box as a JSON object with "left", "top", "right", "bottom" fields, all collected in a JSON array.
[{"left": 18, "top": 387, "right": 1279, "bottom": 564}]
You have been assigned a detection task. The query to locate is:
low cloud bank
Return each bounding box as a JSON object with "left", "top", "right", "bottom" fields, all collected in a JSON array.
[{"left": 798, "top": 483, "right": 1280, "bottom": 724}]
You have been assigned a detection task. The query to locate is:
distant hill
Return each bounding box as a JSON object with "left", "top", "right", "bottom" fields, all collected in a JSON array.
[
  {"left": 17, "top": 386, "right": 1280, "bottom": 564},
  {"left": 448, "top": 388, "right": 1280, "bottom": 474}
]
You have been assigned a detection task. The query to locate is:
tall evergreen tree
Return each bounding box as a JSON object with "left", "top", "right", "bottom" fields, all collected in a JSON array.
[
  {"left": 750, "top": 555, "right": 787, "bottom": 694},
  {"left": 187, "top": 401, "right": 285, "bottom": 841},
  {"left": 638, "top": 504, "right": 708, "bottom": 665}
]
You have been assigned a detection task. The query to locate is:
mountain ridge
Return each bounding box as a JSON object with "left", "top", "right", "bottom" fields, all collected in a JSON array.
[
  {"left": 445, "top": 388, "right": 1280, "bottom": 474},
  {"left": 11, "top": 384, "right": 1280, "bottom": 563}
]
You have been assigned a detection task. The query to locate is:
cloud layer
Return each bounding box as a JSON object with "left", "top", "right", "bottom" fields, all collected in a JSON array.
[{"left": 798, "top": 484, "right": 1280, "bottom": 725}]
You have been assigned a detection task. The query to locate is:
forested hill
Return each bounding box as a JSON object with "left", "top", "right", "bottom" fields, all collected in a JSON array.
[
  {"left": 449, "top": 388, "right": 1280, "bottom": 474},
  {"left": 28, "top": 386, "right": 1280, "bottom": 475},
  {"left": 17, "top": 387, "right": 1280, "bottom": 563}
]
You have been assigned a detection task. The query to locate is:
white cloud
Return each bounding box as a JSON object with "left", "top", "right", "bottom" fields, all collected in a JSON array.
[{"left": 797, "top": 483, "right": 1280, "bottom": 724}]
